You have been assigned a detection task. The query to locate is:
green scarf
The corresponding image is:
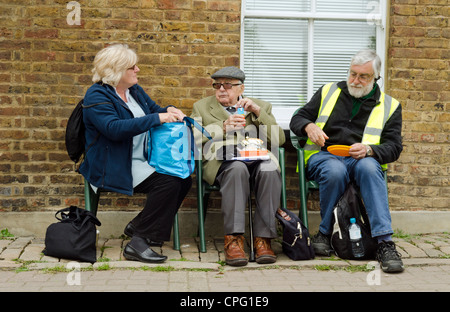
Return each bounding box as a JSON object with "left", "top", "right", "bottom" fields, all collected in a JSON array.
[{"left": 350, "top": 85, "right": 377, "bottom": 119}]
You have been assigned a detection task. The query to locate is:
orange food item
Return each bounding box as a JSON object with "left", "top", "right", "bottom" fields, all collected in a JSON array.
[
  {"left": 327, "top": 145, "right": 351, "bottom": 157},
  {"left": 239, "top": 150, "right": 269, "bottom": 157}
]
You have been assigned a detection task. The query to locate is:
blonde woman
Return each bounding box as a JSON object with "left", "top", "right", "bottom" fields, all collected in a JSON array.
[{"left": 80, "top": 44, "right": 191, "bottom": 263}]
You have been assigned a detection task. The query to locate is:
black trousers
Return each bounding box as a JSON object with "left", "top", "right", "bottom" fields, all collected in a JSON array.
[{"left": 131, "top": 172, "right": 192, "bottom": 242}]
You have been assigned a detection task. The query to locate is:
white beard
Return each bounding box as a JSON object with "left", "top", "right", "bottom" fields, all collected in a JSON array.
[{"left": 347, "top": 80, "right": 375, "bottom": 98}]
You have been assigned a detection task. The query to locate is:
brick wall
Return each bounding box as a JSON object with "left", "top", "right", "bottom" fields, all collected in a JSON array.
[
  {"left": 387, "top": 0, "right": 449, "bottom": 210},
  {"left": 0, "top": 1, "right": 448, "bottom": 214},
  {"left": 0, "top": 0, "right": 242, "bottom": 212}
]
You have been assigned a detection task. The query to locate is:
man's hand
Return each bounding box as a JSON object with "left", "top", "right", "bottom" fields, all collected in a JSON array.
[
  {"left": 223, "top": 114, "right": 246, "bottom": 132},
  {"left": 238, "top": 97, "right": 261, "bottom": 117},
  {"left": 304, "top": 123, "right": 329, "bottom": 147},
  {"left": 349, "top": 143, "right": 367, "bottom": 159}
]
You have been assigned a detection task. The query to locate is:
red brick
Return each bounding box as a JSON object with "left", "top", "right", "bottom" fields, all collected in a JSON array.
[{"left": 24, "top": 29, "right": 58, "bottom": 39}]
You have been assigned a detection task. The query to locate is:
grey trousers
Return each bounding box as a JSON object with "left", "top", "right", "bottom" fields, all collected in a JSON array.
[{"left": 215, "top": 160, "right": 281, "bottom": 238}]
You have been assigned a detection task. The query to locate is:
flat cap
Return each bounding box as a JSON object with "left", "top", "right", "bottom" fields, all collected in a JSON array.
[{"left": 211, "top": 66, "right": 245, "bottom": 82}]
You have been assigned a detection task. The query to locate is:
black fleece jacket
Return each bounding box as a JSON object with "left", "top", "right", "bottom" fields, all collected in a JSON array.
[{"left": 289, "top": 81, "right": 403, "bottom": 165}]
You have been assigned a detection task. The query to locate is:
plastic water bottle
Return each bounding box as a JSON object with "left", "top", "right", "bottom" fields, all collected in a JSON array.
[{"left": 348, "top": 218, "right": 364, "bottom": 258}]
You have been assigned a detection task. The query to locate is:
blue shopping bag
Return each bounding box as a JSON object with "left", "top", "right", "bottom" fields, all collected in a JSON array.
[{"left": 147, "top": 117, "right": 211, "bottom": 179}]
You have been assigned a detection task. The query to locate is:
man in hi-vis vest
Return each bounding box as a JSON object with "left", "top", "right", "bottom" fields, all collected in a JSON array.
[{"left": 290, "top": 49, "right": 404, "bottom": 273}]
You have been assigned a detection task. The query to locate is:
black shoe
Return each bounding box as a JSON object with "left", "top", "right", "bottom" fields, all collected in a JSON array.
[
  {"left": 123, "top": 243, "right": 167, "bottom": 263},
  {"left": 124, "top": 223, "right": 163, "bottom": 247},
  {"left": 312, "top": 231, "right": 333, "bottom": 256},
  {"left": 376, "top": 241, "right": 404, "bottom": 273},
  {"left": 123, "top": 222, "right": 135, "bottom": 237}
]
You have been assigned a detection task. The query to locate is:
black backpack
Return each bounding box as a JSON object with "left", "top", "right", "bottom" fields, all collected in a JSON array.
[
  {"left": 65, "top": 99, "right": 99, "bottom": 166},
  {"left": 330, "top": 183, "right": 378, "bottom": 260},
  {"left": 65, "top": 99, "right": 85, "bottom": 163}
]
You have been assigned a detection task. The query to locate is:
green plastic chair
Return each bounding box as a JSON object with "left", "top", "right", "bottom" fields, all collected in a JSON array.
[
  {"left": 195, "top": 147, "right": 287, "bottom": 253},
  {"left": 290, "top": 110, "right": 388, "bottom": 229},
  {"left": 83, "top": 179, "right": 181, "bottom": 251}
]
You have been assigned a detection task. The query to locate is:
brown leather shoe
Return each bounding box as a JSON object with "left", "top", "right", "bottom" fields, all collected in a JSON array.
[
  {"left": 224, "top": 235, "right": 248, "bottom": 266},
  {"left": 254, "top": 237, "right": 277, "bottom": 264}
]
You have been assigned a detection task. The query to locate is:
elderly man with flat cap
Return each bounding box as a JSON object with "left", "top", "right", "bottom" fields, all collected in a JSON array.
[{"left": 191, "top": 66, "right": 285, "bottom": 266}]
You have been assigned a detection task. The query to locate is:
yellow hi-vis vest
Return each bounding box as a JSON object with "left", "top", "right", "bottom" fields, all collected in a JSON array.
[{"left": 303, "top": 82, "right": 400, "bottom": 170}]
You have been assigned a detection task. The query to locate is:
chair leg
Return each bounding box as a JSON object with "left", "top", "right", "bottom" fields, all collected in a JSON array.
[
  {"left": 173, "top": 213, "right": 180, "bottom": 251},
  {"left": 197, "top": 204, "right": 206, "bottom": 252},
  {"left": 196, "top": 191, "right": 209, "bottom": 247},
  {"left": 300, "top": 189, "right": 309, "bottom": 229},
  {"left": 248, "top": 193, "right": 255, "bottom": 262},
  {"left": 84, "top": 179, "right": 100, "bottom": 216},
  {"left": 279, "top": 147, "right": 287, "bottom": 209},
  {"left": 297, "top": 150, "right": 309, "bottom": 228},
  {"left": 196, "top": 179, "right": 207, "bottom": 253}
]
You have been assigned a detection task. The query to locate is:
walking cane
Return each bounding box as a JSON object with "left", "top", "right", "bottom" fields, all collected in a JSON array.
[
  {"left": 248, "top": 185, "right": 255, "bottom": 262},
  {"left": 243, "top": 130, "right": 256, "bottom": 262}
]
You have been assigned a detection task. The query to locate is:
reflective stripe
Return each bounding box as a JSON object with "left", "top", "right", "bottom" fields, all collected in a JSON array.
[
  {"left": 303, "top": 83, "right": 341, "bottom": 163},
  {"left": 316, "top": 83, "right": 341, "bottom": 128},
  {"left": 318, "top": 83, "right": 340, "bottom": 117},
  {"left": 362, "top": 92, "right": 399, "bottom": 145},
  {"left": 363, "top": 127, "right": 383, "bottom": 136},
  {"left": 316, "top": 115, "right": 329, "bottom": 124}
]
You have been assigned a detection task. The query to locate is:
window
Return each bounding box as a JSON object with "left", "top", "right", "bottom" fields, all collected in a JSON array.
[{"left": 241, "top": 0, "right": 387, "bottom": 128}]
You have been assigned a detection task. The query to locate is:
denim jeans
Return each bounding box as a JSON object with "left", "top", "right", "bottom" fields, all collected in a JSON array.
[{"left": 307, "top": 151, "right": 393, "bottom": 238}]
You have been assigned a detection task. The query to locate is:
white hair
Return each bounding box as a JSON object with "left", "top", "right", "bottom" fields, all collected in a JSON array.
[
  {"left": 350, "top": 49, "right": 381, "bottom": 79},
  {"left": 91, "top": 44, "right": 138, "bottom": 87}
]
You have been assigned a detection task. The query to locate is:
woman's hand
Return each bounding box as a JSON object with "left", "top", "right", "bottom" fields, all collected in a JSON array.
[
  {"left": 167, "top": 106, "right": 186, "bottom": 120},
  {"left": 159, "top": 107, "right": 186, "bottom": 124}
]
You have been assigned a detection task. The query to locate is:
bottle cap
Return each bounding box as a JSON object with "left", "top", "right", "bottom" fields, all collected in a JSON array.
[{"left": 350, "top": 218, "right": 356, "bottom": 223}]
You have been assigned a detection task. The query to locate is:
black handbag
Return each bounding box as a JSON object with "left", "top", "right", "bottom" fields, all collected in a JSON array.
[
  {"left": 330, "top": 183, "right": 378, "bottom": 260},
  {"left": 43, "top": 206, "right": 101, "bottom": 263},
  {"left": 276, "top": 208, "right": 315, "bottom": 260}
]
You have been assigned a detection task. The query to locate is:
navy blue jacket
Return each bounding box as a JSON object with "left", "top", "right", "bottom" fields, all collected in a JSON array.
[{"left": 79, "top": 83, "right": 168, "bottom": 195}]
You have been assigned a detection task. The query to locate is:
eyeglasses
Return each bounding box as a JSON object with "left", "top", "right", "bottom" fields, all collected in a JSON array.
[
  {"left": 212, "top": 82, "right": 242, "bottom": 90},
  {"left": 348, "top": 71, "right": 374, "bottom": 83},
  {"left": 127, "top": 64, "right": 138, "bottom": 71}
]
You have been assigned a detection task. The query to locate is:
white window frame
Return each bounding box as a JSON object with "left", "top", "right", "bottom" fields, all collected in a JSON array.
[{"left": 240, "top": 0, "right": 388, "bottom": 129}]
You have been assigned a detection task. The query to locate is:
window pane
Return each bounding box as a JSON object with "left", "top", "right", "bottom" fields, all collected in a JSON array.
[
  {"left": 315, "top": 0, "right": 379, "bottom": 14},
  {"left": 241, "top": 0, "right": 384, "bottom": 128},
  {"left": 245, "top": 0, "right": 310, "bottom": 12},
  {"left": 313, "top": 20, "right": 376, "bottom": 90},
  {"left": 243, "top": 18, "right": 308, "bottom": 107}
]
